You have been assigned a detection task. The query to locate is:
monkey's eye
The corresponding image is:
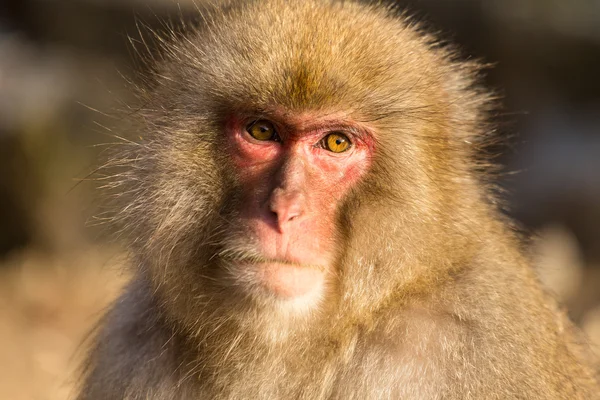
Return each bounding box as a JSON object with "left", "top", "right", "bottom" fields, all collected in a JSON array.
[
  {"left": 247, "top": 120, "right": 278, "bottom": 141},
  {"left": 323, "top": 132, "right": 351, "bottom": 153}
]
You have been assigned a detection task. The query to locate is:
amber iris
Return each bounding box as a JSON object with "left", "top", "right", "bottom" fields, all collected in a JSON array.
[
  {"left": 324, "top": 133, "right": 351, "bottom": 153},
  {"left": 247, "top": 120, "right": 277, "bottom": 141}
]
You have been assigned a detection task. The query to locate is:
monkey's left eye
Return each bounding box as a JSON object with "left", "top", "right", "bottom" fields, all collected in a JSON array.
[
  {"left": 247, "top": 120, "right": 278, "bottom": 141},
  {"left": 323, "top": 132, "right": 351, "bottom": 153}
]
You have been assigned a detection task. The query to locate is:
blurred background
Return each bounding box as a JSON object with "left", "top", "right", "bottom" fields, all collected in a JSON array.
[{"left": 0, "top": 0, "right": 599, "bottom": 398}]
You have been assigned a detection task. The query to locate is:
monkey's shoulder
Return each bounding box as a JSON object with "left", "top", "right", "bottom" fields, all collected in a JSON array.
[
  {"left": 77, "top": 279, "right": 195, "bottom": 400},
  {"left": 368, "top": 259, "right": 599, "bottom": 398}
]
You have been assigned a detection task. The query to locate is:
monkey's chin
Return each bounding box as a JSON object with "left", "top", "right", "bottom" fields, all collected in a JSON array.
[
  {"left": 231, "top": 261, "right": 326, "bottom": 305},
  {"left": 258, "top": 262, "right": 325, "bottom": 299}
]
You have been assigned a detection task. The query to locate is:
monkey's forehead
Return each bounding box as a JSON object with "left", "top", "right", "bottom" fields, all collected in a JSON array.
[{"left": 156, "top": 0, "right": 462, "bottom": 121}]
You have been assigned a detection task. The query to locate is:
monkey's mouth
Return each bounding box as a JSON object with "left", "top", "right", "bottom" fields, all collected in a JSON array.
[
  {"left": 220, "top": 252, "right": 326, "bottom": 299},
  {"left": 252, "top": 260, "right": 325, "bottom": 299}
]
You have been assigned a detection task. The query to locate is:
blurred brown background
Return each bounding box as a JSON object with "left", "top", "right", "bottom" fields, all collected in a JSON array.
[{"left": 0, "top": 0, "right": 599, "bottom": 399}]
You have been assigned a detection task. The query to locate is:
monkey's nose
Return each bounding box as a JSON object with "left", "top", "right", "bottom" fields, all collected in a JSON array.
[{"left": 269, "top": 188, "right": 306, "bottom": 231}]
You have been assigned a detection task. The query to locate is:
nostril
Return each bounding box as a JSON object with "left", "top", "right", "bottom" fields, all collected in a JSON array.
[
  {"left": 275, "top": 206, "right": 300, "bottom": 225},
  {"left": 269, "top": 188, "right": 305, "bottom": 230}
]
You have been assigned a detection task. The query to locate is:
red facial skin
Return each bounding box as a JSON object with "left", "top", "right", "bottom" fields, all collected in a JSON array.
[{"left": 226, "top": 111, "right": 374, "bottom": 299}]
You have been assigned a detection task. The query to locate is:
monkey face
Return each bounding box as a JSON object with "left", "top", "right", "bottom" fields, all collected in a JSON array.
[
  {"left": 117, "top": 0, "right": 487, "bottom": 330},
  {"left": 214, "top": 110, "right": 374, "bottom": 306}
]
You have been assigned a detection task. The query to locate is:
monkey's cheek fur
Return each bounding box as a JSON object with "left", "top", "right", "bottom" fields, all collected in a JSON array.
[{"left": 242, "top": 262, "right": 326, "bottom": 300}]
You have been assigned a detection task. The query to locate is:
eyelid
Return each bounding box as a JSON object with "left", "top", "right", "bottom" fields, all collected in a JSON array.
[
  {"left": 324, "top": 125, "right": 367, "bottom": 142},
  {"left": 345, "top": 126, "right": 369, "bottom": 142}
]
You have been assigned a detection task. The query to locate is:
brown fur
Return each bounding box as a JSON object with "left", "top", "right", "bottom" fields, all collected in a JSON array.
[{"left": 78, "top": 1, "right": 599, "bottom": 399}]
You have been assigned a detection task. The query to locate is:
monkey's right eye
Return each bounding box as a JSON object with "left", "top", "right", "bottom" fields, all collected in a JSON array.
[{"left": 246, "top": 120, "right": 278, "bottom": 141}]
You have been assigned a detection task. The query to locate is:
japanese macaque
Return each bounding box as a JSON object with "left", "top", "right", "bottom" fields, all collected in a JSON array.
[{"left": 78, "top": 0, "right": 599, "bottom": 399}]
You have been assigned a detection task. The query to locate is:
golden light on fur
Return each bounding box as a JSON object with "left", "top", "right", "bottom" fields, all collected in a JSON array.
[{"left": 77, "top": 1, "right": 599, "bottom": 399}]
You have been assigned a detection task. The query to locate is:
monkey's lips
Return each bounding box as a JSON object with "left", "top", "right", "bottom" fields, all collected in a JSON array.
[{"left": 243, "top": 261, "right": 326, "bottom": 299}]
